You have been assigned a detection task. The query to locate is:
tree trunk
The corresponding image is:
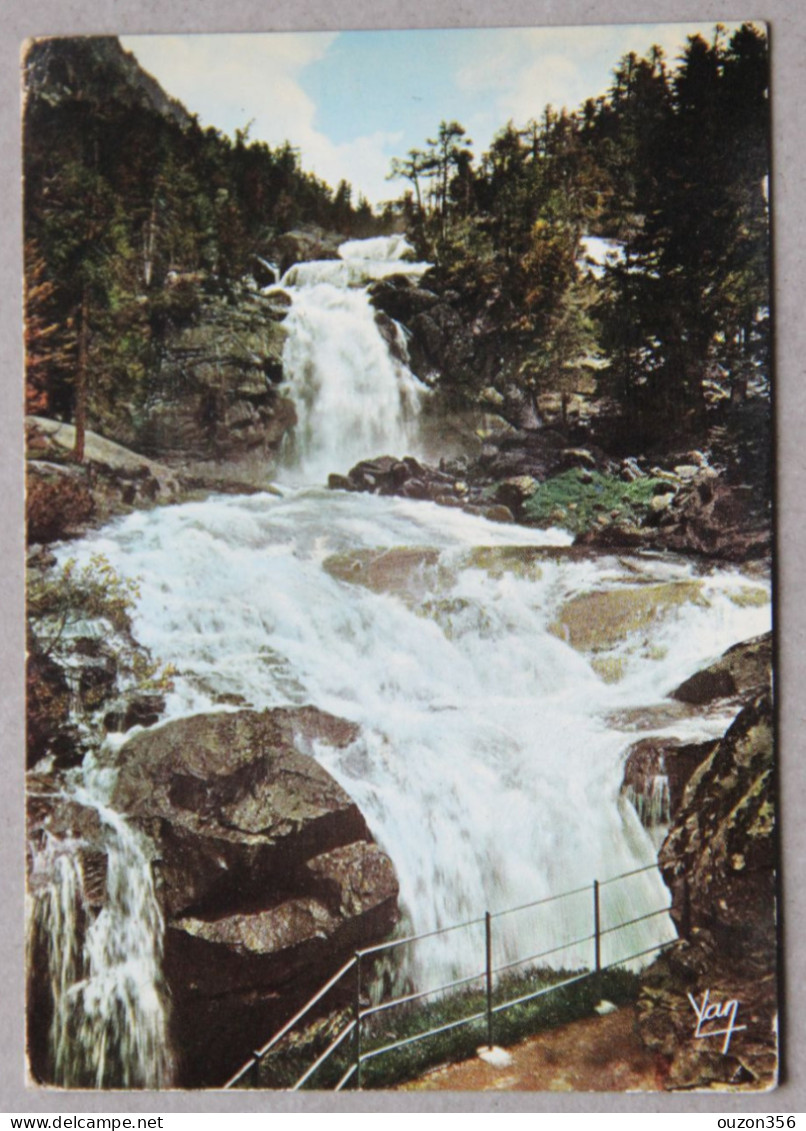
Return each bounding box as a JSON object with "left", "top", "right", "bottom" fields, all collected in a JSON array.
[{"left": 73, "top": 287, "right": 89, "bottom": 463}]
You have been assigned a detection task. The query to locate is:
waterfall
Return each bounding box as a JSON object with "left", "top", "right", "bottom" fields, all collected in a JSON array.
[
  {"left": 279, "top": 236, "right": 429, "bottom": 481},
  {"left": 26, "top": 775, "right": 174, "bottom": 1088}
]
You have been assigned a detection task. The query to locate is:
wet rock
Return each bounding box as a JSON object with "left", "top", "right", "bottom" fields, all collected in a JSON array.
[
  {"left": 103, "top": 692, "right": 166, "bottom": 734},
  {"left": 324, "top": 546, "right": 441, "bottom": 598},
  {"left": 374, "top": 311, "right": 408, "bottom": 363},
  {"left": 494, "top": 475, "right": 537, "bottom": 513},
  {"left": 26, "top": 634, "right": 83, "bottom": 769},
  {"left": 550, "top": 581, "right": 706, "bottom": 652},
  {"left": 621, "top": 736, "right": 717, "bottom": 833},
  {"left": 368, "top": 275, "right": 440, "bottom": 323},
  {"left": 332, "top": 454, "right": 475, "bottom": 514},
  {"left": 672, "top": 632, "right": 772, "bottom": 706},
  {"left": 272, "top": 224, "right": 344, "bottom": 275}
]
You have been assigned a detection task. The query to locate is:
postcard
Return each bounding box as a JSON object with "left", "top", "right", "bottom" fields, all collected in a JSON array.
[{"left": 22, "top": 23, "right": 776, "bottom": 1094}]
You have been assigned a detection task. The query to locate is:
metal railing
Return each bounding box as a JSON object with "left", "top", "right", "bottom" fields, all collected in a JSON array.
[{"left": 223, "top": 862, "right": 673, "bottom": 1091}]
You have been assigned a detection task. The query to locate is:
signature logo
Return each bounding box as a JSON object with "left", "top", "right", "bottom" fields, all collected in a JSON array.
[{"left": 687, "top": 989, "right": 747, "bottom": 1054}]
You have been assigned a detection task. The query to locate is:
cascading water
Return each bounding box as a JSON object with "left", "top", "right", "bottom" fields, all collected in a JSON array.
[
  {"left": 278, "top": 236, "right": 429, "bottom": 481},
  {"left": 42, "top": 235, "right": 771, "bottom": 1072},
  {"left": 26, "top": 768, "right": 174, "bottom": 1087}
]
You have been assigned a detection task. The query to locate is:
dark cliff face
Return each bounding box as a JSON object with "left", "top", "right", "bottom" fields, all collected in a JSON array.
[
  {"left": 23, "top": 37, "right": 193, "bottom": 129},
  {"left": 637, "top": 692, "right": 777, "bottom": 1091}
]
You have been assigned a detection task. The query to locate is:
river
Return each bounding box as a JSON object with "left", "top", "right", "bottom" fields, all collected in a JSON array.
[{"left": 34, "top": 235, "right": 771, "bottom": 1086}]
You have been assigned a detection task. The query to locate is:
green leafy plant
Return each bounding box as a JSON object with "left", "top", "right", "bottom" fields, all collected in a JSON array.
[{"left": 27, "top": 553, "right": 175, "bottom": 690}]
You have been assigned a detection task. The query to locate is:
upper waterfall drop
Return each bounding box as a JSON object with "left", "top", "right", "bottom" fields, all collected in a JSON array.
[{"left": 278, "top": 236, "right": 431, "bottom": 483}]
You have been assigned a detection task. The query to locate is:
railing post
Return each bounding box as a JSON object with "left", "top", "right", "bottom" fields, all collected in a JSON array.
[
  {"left": 354, "top": 951, "right": 362, "bottom": 1090},
  {"left": 485, "top": 910, "right": 493, "bottom": 1048},
  {"left": 593, "top": 879, "right": 601, "bottom": 973},
  {"left": 250, "top": 1053, "right": 261, "bottom": 1088}
]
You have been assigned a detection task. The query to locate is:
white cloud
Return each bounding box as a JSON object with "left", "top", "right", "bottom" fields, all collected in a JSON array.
[{"left": 122, "top": 33, "right": 400, "bottom": 204}]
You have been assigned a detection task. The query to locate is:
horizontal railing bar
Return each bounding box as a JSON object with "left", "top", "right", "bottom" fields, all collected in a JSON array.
[
  {"left": 360, "top": 968, "right": 486, "bottom": 1020},
  {"left": 599, "top": 906, "right": 669, "bottom": 938},
  {"left": 599, "top": 940, "right": 676, "bottom": 970},
  {"left": 291, "top": 1020, "right": 356, "bottom": 1091},
  {"left": 334, "top": 1063, "right": 357, "bottom": 1092},
  {"left": 358, "top": 865, "right": 661, "bottom": 959},
  {"left": 491, "top": 883, "right": 592, "bottom": 919},
  {"left": 361, "top": 1009, "right": 487, "bottom": 1062},
  {"left": 491, "top": 969, "right": 591, "bottom": 1015},
  {"left": 357, "top": 915, "right": 486, "bottom": 958},
  {"left": 599, "top": 863, "right": 659, "bottom": 886},
  {"left": 492, "top": 933, "right": 596, "bottom": 977}
]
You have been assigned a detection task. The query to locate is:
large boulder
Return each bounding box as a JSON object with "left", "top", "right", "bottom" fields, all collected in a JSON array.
[
  {"left": 273, "top": 225, "right": 344, "bottom": 275},
  {"left": 111, "top": 707, "right": 399, "bottom": 1086},
  {"left": 672, "top": 632, "right": 772, "bottom": 706}
]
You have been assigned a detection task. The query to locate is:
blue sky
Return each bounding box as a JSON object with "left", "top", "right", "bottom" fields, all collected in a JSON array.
[{"left": 122, "top": 23, "right": 760, "bottom": 206}]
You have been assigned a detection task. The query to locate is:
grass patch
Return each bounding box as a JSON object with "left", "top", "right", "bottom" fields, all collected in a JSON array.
[
  {"left": 249, "top": 965, "right": 641, "bottom": 1091},
  {"left": 522, "top": 470, "right": 671, "bottom": 535}
]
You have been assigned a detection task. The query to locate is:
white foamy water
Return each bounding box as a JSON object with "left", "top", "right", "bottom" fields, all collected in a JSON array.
[
  {"left": 64, "top": 488, "right": 770, "bottom": 990},
  {"left": 279, "top": 237, "right": 429, "bottom": 482}
]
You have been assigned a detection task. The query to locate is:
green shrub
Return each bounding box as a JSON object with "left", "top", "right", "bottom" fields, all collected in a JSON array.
[{"left": 522, "top": 470, "right": 669, "bottom": 534}]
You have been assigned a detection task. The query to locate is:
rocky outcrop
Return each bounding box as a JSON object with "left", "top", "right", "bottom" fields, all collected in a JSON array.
[
  {"left": 273, "top": 224, "right": 345, "bottom": 276},
  {"left": 26, "top": 631, "right": 83, "bottom": 770},
  {"left": 368, "top": 275, "right": 476, "bottom": 390},
  {"left": 621, "top": 736, "right": 716, "bottom": 841},
  {"left": 26, "top": 417, "right": 185, "bottom": 541},
  {"left": 328, "top": 454, "right": 515, "bottom": 523},
  {"left": 620, "top": 634, "right": 772, "bottom": 838},
  {"left": 578, "top": 469, "right": 771, "bottom": 562},
  {"left": 139, "top": 284, "right": 295, "bottom": 466},
  {"left": 24, "top": 37, "right": 193, "bottom": 129},
  {"left": 637, "top": 694, "right": 777, "bottom": 1090},
  {"left": 110, "top": 707, "right": 399, "bottom": 1086}
]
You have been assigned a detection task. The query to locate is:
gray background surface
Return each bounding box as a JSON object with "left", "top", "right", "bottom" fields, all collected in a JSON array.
[{"left": 2, "top": 0, "right": 803, "bottom": 1114}]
